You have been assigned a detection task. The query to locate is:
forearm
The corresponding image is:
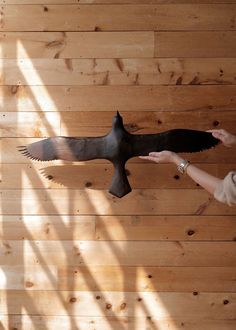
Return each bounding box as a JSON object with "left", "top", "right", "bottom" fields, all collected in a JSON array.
[
  {"left": 186, "top": 164, "right": 222, "bottom": 195},
  {"left": 172, "top": 154, "right": 222, "bottom": 195}
]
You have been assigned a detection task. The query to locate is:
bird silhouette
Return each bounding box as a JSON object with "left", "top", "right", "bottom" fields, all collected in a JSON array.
[{"left": 18, "top": 111, "right": 220, "bottom": 198}]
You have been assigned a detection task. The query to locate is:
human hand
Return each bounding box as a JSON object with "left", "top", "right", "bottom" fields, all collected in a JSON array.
[
  {"left": 207, "top": 129, "right": 236, "bottom": 147},
  {"left": 139, "top": 151, "right": 182, "bottom": 165}
]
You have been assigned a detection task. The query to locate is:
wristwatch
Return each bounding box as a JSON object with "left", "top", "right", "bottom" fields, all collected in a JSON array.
[{"left": 177, "top": 159, "right": 190, "bottom": 174}]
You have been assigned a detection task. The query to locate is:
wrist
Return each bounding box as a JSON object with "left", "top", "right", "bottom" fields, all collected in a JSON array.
[
  {"left": 177, "top": 159, "right": 191, "bottom": 174},
  {"left": 172, "top": 154, "right": 184, "bottom": 166}
]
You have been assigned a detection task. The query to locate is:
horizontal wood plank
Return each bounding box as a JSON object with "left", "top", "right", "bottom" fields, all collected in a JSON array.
[
  {"left": 0, "top": 215, "right": 96, "bottom": 240},
  {"left": 58, "top": 265, "right": 236, "bottom": 292},
  {"left": 0, "top": 111, "right": 61, "bottom": 137},
  {"left": 1, "top": 58, "right": 236, "bottom": 86},
  {"left": 3, "top": 315, "right": 236, "bottom": 330},
  {"left": 1, "top": 5, "right": 236, "bottom": 31},
  {"left": 1, "top": 215, "right": 236, "bottom": 241},
  {"left": 1, "top": 0, "right": 236, "bottom": 3},
  {"left": 1, "top": 163, "right": 235, "bottom": 189},
  {"left": 0, "top": 291, "right": 235, "bottom": 317},
  {"left": 95, "top": 215, "right": 236, "bottom": 241},
  {"left": 1, "top": 240, "right": 236, "bottom": 266},
  {"left": 1, "top": 85, "right": 236, "bottom": 111},
  {"left": 2, "top": 110, "right": 236, "bottom": 137},
  {"left": 0, "top": 265, "right": 57, "bottom": 290},
  {"left": 1, "top": 188, "right": 236, "bottom": 215},
  {"left": 155, "top": 32, "right": 236, "bottom": 57},
  {"left": 1, "top": 265, "right": 236, "bottom": 292},
  {"left": 0, "top": 32, "right": 154, "bottom": 58}
]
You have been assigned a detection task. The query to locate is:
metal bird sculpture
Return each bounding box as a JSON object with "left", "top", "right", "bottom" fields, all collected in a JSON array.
[{"left": 18, "top": 112, "right": 220, "bottom": 198}]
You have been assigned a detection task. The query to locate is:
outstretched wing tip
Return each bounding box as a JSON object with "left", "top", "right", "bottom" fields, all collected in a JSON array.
[
  {"left": 17, "top": 145, "right": 50, "bottom": 162},
  {"left": 163, "top": 129, "right": 221, "bottom": 154}
]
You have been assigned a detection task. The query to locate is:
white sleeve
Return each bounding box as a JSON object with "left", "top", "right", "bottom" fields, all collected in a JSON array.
[{"left": 214, "top": 171, "right": 236, "bottom": 206}]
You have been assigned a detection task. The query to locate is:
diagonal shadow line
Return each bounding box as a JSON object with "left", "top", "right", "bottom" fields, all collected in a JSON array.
[
  {"left": 92, "top": 218, "right": 142, "bottom": 330},
  {"left": 7, "top": 37, "right": 191, "bottom": 330},
  {"left": 1, "top": 46, "right": 49, "bottom": 330},
  {"left": 14, "top": 48, "right": 136, "bottom": 328},
  {"left": 16, "top": 127, "right": 130, "bottom": 328},
  {"left": 17, "top": 112, "right": 168, "bottom": 328},
  {"left": 83, "top": 190, "right": 138, "bottom": 330},
  {"left": 2, "top": 48, "right": 82, "bottom": 329},
  {"left": 20, "top": 162, "right": 81, "bottom": 329},
  {"left": 25, "top": 148, "right": 140, "bottom": 327},
  {"left": 1, "top": 37, "right": 22, "bottom": 330}
]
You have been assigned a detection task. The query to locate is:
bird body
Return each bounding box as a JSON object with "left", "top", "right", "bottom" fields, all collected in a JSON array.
[{"left": 18, "top": 112, "right": 220, "bottom": 198}]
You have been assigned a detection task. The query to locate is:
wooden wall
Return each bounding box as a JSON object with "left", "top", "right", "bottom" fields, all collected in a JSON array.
[{"left": 1, "top": 0, "right": 236, "bottom": 329}]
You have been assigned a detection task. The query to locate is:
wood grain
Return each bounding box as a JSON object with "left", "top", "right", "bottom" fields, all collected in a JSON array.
[
  {"left": 0, "top": 215, "right": 96, "bottom": 240},
  {"left": 1, "top": 0, "right": 236, "bottom": 3},
  {"left": 1, "top": 189, "right": 236, "bottom": 215},
  {"left": 0, "top": 32, "right": 154, "bottom": 59},
  {"left": 1, "top": 240, "right": 236, "bottom": 267},
  {"left": 1, "top": 85, "right": 236, "bottom": 112},
  {"left": 2, "top": 315, "right": 236, "bottom": 330},
  {"left": 1, "top": 265, "right": 236, "bottom": 292},
  {"left": 1, "top": 215, "right": 236, "bottom": 241},
  {"left": 1, "top": 163, "right": 235, "bottom": 189},
  {"left": 0, "top": 291, "right": 235, "bottom": 317},
  {"left": 155, "top": 32, "right": 236, "bottom": 57},
  {"left": 1, "top": 58, "right": 236, "bottom": 86},
  {"left": 0, "top": 5, "right": 235, "bottom": 31},
  {"left": 58, "top": 266, "right": 236, "bottom": 292},
  {"left": 1, "top": 110, "right": 236, "bottom": 137}
]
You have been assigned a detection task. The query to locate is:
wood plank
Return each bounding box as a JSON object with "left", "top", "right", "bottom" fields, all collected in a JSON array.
[
  {"left": 3, "top": 315, "right": 236, "bottom": 330},
  {"left": 0, "top": 265, "right": 235, "bottom": 292},
  {"left": 0, "top": 265, "right": 57, "bottom": 290},
  {"left": 0, "top": 111, "right": 60, "bottom": 137},
  {"left": 0, "top": 215, "right": 96, "bottom": 240},
  {"left": 1, "top": 0, "right": 236, "bottom": 3},
  {"left": 1, "top": 215, "right": 236, "bottom": 241},
  {"left": 2, "top": 137, "right": 236, "bottom": 163},
  {"left": 1, "top": 85, "right": 236, "bottom": 112},
  {"left": 1, "top": 5, "right": 236, "bottom": 31},
  {"left": 58, "top": 266, "right": 236, "bottom": 292},
  {"left": 1, "top": 240, "right": 236, "bottom": 266},
  {"left": 59, "top": 110, "right": 236, "bottom": 135},
  {"left": 95, "top": 215, "right": 236, "bottom": 241},
  {"left": 0, "top": 291, "right": 236, "bottom": 317},
  {"left": 155, "top": 31, "right": 236, "bottom": 57},
  {"left": 1, "top": 188, "right": 236, "bottom": 215},
  {"left": 2, "top": 58, "right": 236, "bottom": 86},
  {"left": 0, "top": 32, "right": 154, "bottom": 59},
  {"left": 2, "top": 110, "right": 236, "bottom": 138},
  {"left": 1, "top": 163, "right": 235, "bottom": 189}
]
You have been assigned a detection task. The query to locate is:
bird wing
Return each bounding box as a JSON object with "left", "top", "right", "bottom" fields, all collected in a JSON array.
[
  {"left": 18, "top": 136, "right": 107, "bottom": 162},
  {"left": 130, "top": 129, "right": 220, "bottom": 157}
]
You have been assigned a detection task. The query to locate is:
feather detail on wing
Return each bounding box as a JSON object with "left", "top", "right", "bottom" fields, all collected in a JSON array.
[
  {"left": 131, "top": 129, "right": 220, "bottom": 156},
  {"left": 18, "top": 136, "right": 106, "bottom": 162}
]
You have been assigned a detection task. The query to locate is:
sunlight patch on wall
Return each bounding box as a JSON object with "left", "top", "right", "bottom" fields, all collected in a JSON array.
[
  {"left": 17, "top": 40, "right": 57, "bottom": 118},
  {"left": 0, "top": 268, "right": 7, "bottom": 288},
  {"left": 0, "top": 54, "right": 3, "bottom": 109},
  {"left": 136, "top": 291, "right": 172, "bottom": 326},
  {"left": 85, "top": 189, "right": 113, "bottom": 215}
]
